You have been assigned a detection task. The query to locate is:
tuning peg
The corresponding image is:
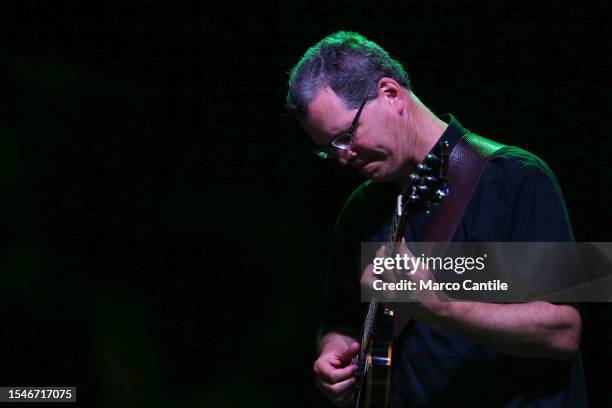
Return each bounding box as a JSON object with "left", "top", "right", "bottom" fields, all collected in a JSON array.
[
  {"left": 423, "top": 176, "right": 436, "bottom": 184},
  {"left": 425, "top": 153, "right": 439, "bottom": 163},
  {"left": 435, "top": 184, "right": 450, "bottom": 199},
  {"left": 417, "top": 163, "right": 431, "bottom": 172},
  {"left": 409, "top": 172, "right": 420, "bottom": 183}
]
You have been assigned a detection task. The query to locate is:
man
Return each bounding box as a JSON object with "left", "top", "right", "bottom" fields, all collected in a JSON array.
[{"left": 286, "top": 32, "right": 587, "bottom": 407}]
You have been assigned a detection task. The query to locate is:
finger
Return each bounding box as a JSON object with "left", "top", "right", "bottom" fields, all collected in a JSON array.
[
  {"left": 315, "top": 356, "right": 347, "bottom": 378},
  {"left": 400, "top": 237, "right": 415, "bottom": 257},
  {"left": 321, "top": 375, "right": 356, "bottom": 396},
  {"left": 334, "top": 387, "right": 356, "bottom": 407},
  {"left": 376, "top": 244, "right": 387, "bottom": 257},
  {"left": 315, "top": 376, "right": 355, "bottom": 407},
  {"left": 382, "top": 260, "right": 400, "bottom": 282},
  {"left": 399, "top": 237, "right": 409, "bottom": 252},
  {"left": 321, "top": 363, "right": 357, "bottom": 384},
  {"left": 313, "top": 357, "right": 334, "bottom": 376}
]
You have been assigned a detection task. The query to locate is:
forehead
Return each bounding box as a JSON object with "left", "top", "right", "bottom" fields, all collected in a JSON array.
[{"left": 298, "top": 86, "right": 356, "bottom": 145}]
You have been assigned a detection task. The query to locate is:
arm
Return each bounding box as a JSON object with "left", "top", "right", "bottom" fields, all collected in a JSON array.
[
  {"left": 364, "top": 245, "right": 583, "bottom": 361},
  {"left": 419, "top": 151, "right": 582, "bottom": 360},
  {"left": 410, "top": 300, "right": 581, "bottom": 360}
]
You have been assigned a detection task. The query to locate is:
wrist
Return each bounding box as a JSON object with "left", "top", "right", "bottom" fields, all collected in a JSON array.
[{"left": 420, "top": 300, "right": 468, "bottom": 330}]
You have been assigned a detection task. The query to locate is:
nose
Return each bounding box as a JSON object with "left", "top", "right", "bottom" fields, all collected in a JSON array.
[{"left": 335, "top": 148, "right": 357, "bottom": 166}]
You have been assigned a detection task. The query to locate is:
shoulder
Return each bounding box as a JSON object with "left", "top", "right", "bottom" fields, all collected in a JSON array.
[
  {"left": 480, "top": 145, "right": 564, "bottom": 198},
  {"left": 490, "top": 145, "right": 557, "bottom": 177},
  {"left": 467, "top": 143, "right": 573, "bottom": 241}
]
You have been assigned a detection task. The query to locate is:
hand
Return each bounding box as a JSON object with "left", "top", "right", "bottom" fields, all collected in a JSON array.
[
  {"left": 313, "top": 341, "right": 360, "bottom": 407},
  {"left": 360, "top": 239, "right": 449, "bottom": 326}
]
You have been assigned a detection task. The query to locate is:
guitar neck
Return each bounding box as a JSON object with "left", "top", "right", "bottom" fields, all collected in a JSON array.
[{"left": 357, "top": 197, "right": 405, "bottom": 366}]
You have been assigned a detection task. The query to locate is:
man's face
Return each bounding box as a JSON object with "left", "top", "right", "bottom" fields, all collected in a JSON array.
[{"left": 299, "top": 86, "right": 407, "bottom": 183}]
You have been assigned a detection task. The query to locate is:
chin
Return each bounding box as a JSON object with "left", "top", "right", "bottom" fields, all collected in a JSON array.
[
  {"left": 364, "top": 169, "right": 393, "bottom": 183},
  {"left": 370, "top": 174, "right": 394, "bottom": 183},
  {"left": 361, "top": 161, "right": 395, "bottom": 183},
  {"left": 359, "top": 166, "right": 380, "bottom": 181}
]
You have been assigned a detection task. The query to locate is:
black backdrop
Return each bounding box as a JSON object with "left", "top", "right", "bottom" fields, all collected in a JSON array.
[{"left": 3, "top": 1, "right": 611, "bottom": 406}]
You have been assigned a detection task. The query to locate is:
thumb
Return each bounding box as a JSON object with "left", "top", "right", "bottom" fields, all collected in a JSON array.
[{"left": 338, "top": 342, "right": 360, "bottom": 362}]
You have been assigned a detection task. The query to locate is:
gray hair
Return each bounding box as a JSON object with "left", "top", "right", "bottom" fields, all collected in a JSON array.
[{"left": 286, "top": 31, "right": 410, "bottom": 116}]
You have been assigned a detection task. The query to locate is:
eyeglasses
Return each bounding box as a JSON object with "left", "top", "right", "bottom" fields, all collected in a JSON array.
[{"left": 312, "top": 99, "right": 367, "bottom": 160}]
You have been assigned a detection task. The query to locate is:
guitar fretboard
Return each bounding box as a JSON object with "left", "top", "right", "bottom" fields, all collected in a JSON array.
[{"left": 356, "top": 199, "right": 403, "bottom": 379}]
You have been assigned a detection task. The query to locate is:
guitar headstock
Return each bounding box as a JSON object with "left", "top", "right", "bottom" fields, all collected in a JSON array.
[{"left": 404, "top": 140, "right": 450, "bottom": 212}]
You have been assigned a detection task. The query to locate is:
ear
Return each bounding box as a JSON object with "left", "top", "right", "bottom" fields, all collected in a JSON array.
[{"left": 378, "top": 77, "right": 405, "bottom": 114}]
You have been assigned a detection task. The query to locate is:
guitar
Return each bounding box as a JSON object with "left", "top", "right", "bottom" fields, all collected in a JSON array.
[{"left": 354, "top": 140, "right": 450, "bottom": 408}]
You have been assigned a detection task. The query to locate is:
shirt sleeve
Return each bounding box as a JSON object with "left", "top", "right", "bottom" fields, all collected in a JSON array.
[
  {"left": 464, "top": 146, "right": 575, "bottom": 243},
  {"left": 499, "top": 147, "right": 574, "bottom": 242}
]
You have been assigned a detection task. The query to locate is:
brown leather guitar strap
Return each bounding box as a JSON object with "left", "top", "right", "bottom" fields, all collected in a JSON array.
[
  {"left": 392, "top": 132, "right": 505, "bottom": 339},
  {"left": 424, "top": 132, "right": 505, "bottom": 242}
]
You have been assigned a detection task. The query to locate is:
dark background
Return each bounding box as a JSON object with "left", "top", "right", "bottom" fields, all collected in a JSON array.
[{"left": 3, "top": 1, "right": 611, "bottom": 406}]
